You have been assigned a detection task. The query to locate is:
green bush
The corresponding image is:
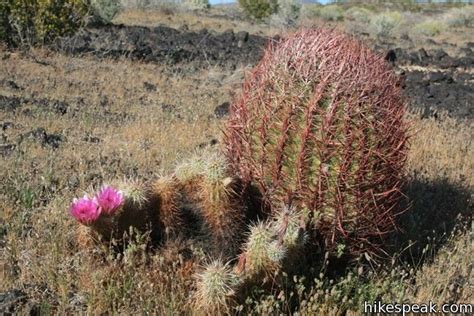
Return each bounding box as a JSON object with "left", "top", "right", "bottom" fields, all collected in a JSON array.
[
  {"left": 414, "top": 20, "right": 446, "bottom": 37},
  {"left": 238, "top": 0, "right": 278, "bottom": 20},
  {"left": 320, "top": 5, "right": 343, "bottom": 21},
  {"left": 344, "top": 7, "right": 372, "bottom": 23},
  {"left": 270, "top": 0, "right": 301, "bottom": 26},
  {"left": 443, "top": 6, "right": 474, "bottom": 28},
  {"left": 91, "top": 0, "right": 121, "bottom": 24},
  {"left": 2, "top": 0, "right": 89, "bottom": 46},
  {"left": 370, "top": 11, "right": 403, "bottom": 37},
  {"left": 0, "top": 1, "right": 12, "bottom": 43}
]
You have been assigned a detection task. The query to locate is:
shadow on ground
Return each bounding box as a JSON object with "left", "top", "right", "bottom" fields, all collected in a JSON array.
[{"left": 387, "top": 176, "right": 472, "bottom": 266}]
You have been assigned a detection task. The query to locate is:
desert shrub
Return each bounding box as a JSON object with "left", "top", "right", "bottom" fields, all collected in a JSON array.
[
  {"left": 239, "top": 0, "right": 278, "bottom": 20},
  {"left": 319, "top": 5, "right": 343, "bottom": 21},
  {"left": 185, "top": 0, "right": 209, "bottom": 10},
  {"left": 224, "top": 28, "right": 409, "bottom": 257},
  {"left": 414, "top": 20, "right": 446, "bottom": 37},
  {"left": 299, "top": 4, "right": 321, "bottom": 21},
  {"left": 344, "top": 6, "right": 372, "bottom": 23},
  {"left": 91, "top": 0, "right": 121, "bottom": 23},
  {"left": 0, "top": 1, "right": 11, "bottom": 43},
  {"left": 2, "top": 0, "right": 89, "bottom": 45},
  {"left": 269, "top": 0, "right": 301, "bottom": 27},
  {"left": 443, "top": 6, "right": 474, "bottom": 28},
  {"left": 369, "top": 11, "right": 403, "bottom": 37}
]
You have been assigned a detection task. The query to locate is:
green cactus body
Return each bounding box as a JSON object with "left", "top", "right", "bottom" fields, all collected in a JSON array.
[
  {"left": 224, "top": 28, "right": 409, "bottom": 255},
  {"left": 193, "top": 260, "right": 239, "bottom": 315}
]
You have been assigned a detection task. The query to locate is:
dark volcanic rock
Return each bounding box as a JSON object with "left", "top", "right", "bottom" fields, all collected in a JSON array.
[
  {"left": 55, "top": 24, "right": 268, "bottom": 69},
  {"left": 83, "top": 134, "right": 101, "bottom": 143},
  {"left": 2, "top": 122, "right": 14, "bottom": 130},
  {"left": 425, "top": 72, "right": 449, "bottom": 83},
  {"left": 214, "top": 101, "right": 230, "bottom": 118},
  {"left": 385, "top": 49, "right": 397, "bottom": 63},
  {"left": 0, "top": 289, "right": 27, "bottom": 313},
  {"left": 0, "top": 143, "right": 16, "bottom": 157},
  {"left": 143, "top": 81, "right": 157, "bottom": 92},
  {"left": 432, "top": 48, "right": 448, "bottom": 61},
  {"left": 1, "top": 79, "right": 22, "bottom": 90},
  {"left": 30, "top": 98, "right": 69, "bottom": 114},
  {"left": 0, "top": 95, "right": 70, "bottom": 114},
  {"left": 52, "top": 26, "right": 472, "bottom": 121},
  {"left": 0, "top": 95, "right": 21, "bottom": 111},
  {"left": 21, "top": 128, "right": 65, "bottom": 149}
]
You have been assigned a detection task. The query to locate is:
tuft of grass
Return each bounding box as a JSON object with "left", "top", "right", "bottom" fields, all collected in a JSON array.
[{"left": 414, "top": 20, "right": 446, "bottom": 37}]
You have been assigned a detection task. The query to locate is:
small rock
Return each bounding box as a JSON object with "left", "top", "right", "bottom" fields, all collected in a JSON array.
[
  {"left": 161, "top": 103, "right": 174, "bottom": 113},
  {"left": 68, "top": 176, "right": 80, "bottom": 189},
  {"left": 214, "top": 102, "right": 230, "bottom": 118},
  {"left": 236, "top": 31, "right": 249, "bottom": 42},
  {"left": 417, "top": 48, "right": 429, "bottom": 61},
  {"left": 1, "top": 80, "right": 22, "bottom": 90},
  {"left": 0, "top": 289, "right": 27, "bottom": 313},
  {"left": 83, "top": 134, "right": 101, "bottom": 143},
  {"left": 2, "top": 122, "right": 14, "bottom": 130},
  {"left": 143, "top": 82, "right": 157, "bottom": 92},
  {"left": 30, "top": 128, "right": 47, "bottom": 141},
  {"left": 99, "top": 95, "right": 108, "bottom": 107},
  {"left": 425, "top": 72, "right": 446, "bottom": 82},
  {"left": 385, "top": 49, "right": 397, "bottom": 63},
  {"left": 0, "top": 144, "right": 16, "bottom": 157},
  {"left": 433, "top": 48, "right": 448, "bottom": 61},
  {"left": 53, "top": 100, "right": 68, "bottom": 115},
  {"left": 21, "top": 128, "right": 64, "bottom": 149},
  {"left": 0, "top": 95, "right": 22, "bottom": 111},
  {"left": 44, "top": 133, "right": 64, "bottom": 149}
]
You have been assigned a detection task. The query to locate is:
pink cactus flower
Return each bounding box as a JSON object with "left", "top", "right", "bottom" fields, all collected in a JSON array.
[
  {"left": 70, "top": 195, "right": 101, "bottom": 225},
  {"left": 96, "top": 186, "right": 124, "bottom": 215}
]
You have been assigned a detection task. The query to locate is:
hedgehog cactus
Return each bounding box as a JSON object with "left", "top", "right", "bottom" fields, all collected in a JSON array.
[
  {"left": 240, "top": 221, "right": 282, "bottom": 276},
  {"left": 71, "top": 180, "right": 153, "bottom": 245},
  {"left": 224, "top": 28, "right": 409, "bottom": 255},
  {"left": 175, "top": 151, "right": 248, "bottom": 258},
  {"left": 150, "top": 176, "right": 183, "bottom": 236},
  {"left": 193, "top": 260, "right": 239, "bottom": 315},
  {"left": 271, "top": 205, "right": 307, "bottom": 248}
]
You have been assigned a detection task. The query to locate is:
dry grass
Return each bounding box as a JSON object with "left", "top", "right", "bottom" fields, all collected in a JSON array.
[{"left": 1, "top": 7, "right": 472, "bottom": 314}]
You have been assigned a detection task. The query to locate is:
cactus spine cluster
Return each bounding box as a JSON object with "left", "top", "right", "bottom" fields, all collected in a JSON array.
[{"left": 224, "top": 28, "right": 409, "bottom": 255}]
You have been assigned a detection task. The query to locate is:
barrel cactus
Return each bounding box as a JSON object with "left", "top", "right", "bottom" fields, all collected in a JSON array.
[{"left": 224, "top": 28, "right": 409, "bottom": 255}]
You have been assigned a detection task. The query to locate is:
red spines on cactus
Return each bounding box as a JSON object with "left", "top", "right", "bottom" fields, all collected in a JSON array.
[{"left": 224, "top": 28, "right": 409, "bottom": 256}]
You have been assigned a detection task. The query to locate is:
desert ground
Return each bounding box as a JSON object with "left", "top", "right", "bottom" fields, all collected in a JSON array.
[{"left": 1, "top": 2, "right": 473, "bottom": 314}]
